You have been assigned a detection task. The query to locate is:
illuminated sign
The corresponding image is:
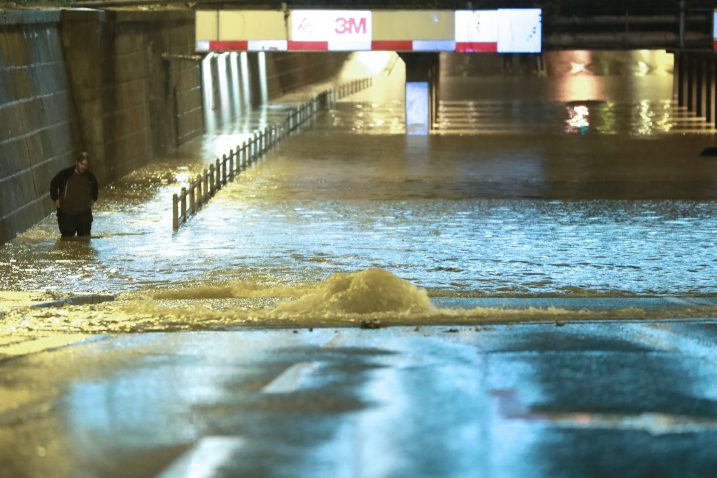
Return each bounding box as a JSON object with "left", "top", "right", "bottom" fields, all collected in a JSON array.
[
  {"left": 291, "top": 10, "right": 372, "bottom": 51},
  {"left": 455, "top": 10, "right": 499, "bottom": 52},
  {"left": 455, "top": 9, "right": 541, "bottom": 53},
  {"left": 497, "top": 9, "right": 541, "bottom": 53},
  {"left": 714, "top": 10, "right": 717, "bottom": 50}
]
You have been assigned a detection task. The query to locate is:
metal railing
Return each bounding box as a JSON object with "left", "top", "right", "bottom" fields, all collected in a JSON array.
[{"left": 172, "top": 76, "right": 372, "bottom": 230}]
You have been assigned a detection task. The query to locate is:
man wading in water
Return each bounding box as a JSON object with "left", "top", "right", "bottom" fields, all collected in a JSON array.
[{"left": 50, "top": 152, "right": 99, "bottom": 238}]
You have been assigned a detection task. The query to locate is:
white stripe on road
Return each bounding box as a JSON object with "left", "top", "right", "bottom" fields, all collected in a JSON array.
[
  {"left": 155, "top": 436, "right": 244, "bottom": 478},
  {"left": 262, "top": 361, "right": 321, "bottom": 394},
  {"left": 261, "top": 333, "right": 343, "bottom": 394}
]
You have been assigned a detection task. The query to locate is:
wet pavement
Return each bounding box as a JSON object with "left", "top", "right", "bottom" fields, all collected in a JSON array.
[{"left": 2, "top": 320, "right": 717, "bottom": 478}]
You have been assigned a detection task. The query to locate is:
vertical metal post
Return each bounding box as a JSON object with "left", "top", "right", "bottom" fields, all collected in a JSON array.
[
  {"left": 172, "top": 193, "right": 179, "bottom": 230},
  {"left": 180, "top": 187, "right": 187, "bottom": 223},
  {"left": 215, "top": 158, "right": 221, "bottom": 190},
  {"left": 189, "top": 181, "right": 195, "bottom": 214},
  {"left": 222, "top": 154, "right": 227, "bottom": 185},
  {"left": 209, "top": 164, "right": 215, "bottom": 195},
  {"left": 229, "top": 149, "right": 235, "bottom": 179}
]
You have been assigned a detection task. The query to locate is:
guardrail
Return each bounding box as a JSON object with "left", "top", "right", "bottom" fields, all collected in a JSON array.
[{"left": 172, "top": 76, "right": 372, "bottom": 230}]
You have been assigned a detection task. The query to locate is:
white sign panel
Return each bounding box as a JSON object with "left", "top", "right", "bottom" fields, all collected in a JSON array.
[
  {"left": 455, "top": 9, "right": 541, "bottom": 53},
  {"left": 455, "top": 10, "right": 499, "bottom": 43},
  {"left": 497, "top": 9, "right": 541, "bottom": 53},
  {"left": 291, "top": 10, "right": 372, "bottom": 50}
]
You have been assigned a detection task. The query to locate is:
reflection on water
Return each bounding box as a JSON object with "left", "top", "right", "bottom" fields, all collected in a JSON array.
[
  {"left": 1, "top": 50, "right": 716, "bottom": 331},
  {"left": 436, "top": 50, "right": 713, "bottom": 135}
]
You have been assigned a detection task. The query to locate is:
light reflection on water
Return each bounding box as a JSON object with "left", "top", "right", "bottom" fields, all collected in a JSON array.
[
  {"left": 1, "top": 51, "right": 716, "bottom": 306},
  {"left": 436, "top": 50, "right": 712, "bottom": 135}
]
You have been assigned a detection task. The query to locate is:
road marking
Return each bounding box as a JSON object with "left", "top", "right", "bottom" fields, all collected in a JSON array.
[
  {"left": 155, "top": 436, "right": 244, "bottom": 478},
  {"left": 262, "top": 361, "right": 321, "bottom": 394}
]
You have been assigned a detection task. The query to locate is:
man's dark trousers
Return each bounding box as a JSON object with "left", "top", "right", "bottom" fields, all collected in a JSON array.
[{"left": 57, "top": 210, "right": 93, "bottom": 237}]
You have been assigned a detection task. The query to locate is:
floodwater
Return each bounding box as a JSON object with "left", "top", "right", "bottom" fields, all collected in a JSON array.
[{"left": 1, "top": 50, "right": 717, "bottom": 332}]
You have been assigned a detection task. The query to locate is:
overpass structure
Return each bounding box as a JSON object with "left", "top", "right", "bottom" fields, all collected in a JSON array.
[
  {"left": 195, "top": 8, "right": 717, "bottom": 134},
  {"left": 196, "top": 8, "right": 541, "bottom": 133}
]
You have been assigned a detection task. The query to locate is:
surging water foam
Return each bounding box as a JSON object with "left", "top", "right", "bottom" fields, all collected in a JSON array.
[
  {"left": 272, "top": 268, "right": 435, "bottom": 317},
  {"left": 2, "top": 269, "right": 717, "bottom": 333}
]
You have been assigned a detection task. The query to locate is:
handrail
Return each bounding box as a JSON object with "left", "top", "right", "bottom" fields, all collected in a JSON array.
[{"left": 172, "top": 76, "right": 373, "bottom": 230}]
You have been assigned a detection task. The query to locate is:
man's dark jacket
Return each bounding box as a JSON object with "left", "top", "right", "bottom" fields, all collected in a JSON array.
[{"left": 49, "top": 167, "right": 99, "bottom": 204}]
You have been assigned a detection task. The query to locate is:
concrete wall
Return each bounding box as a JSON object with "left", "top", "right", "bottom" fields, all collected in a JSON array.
[
  {"left": 265, "top": 52, "right": 348, "bottom": 98},
  {"left": 60, "top": 9, "right": 203, "bottom": 186},
  {"left": 0, "top": 11, "right": 76, "bottom": 243}
]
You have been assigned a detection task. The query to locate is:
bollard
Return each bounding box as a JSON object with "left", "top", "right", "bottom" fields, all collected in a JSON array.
[
  {"left": 172, "top": 193, "right": 179, "bottom": 230},
  {"left": 189, "top": 181, "right": 195, "bottom": 214},
  {"left": 180, "top": 187, "right": 187, "bottom": 223},
  {"left": 196, "top": 174, "right": 203, "bottom": 207}
]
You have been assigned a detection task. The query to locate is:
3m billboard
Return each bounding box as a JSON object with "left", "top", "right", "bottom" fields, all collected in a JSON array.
[{"left": 291, "top": 10, "right": 372, "bottom": 50}]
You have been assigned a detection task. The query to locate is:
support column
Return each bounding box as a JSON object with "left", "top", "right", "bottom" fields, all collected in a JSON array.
[
  {"left": 398, "top": 52, "right": 440, "bottom": 135},
  {"left": 699, "top": 56, "right": 708, "bottom": 118},
  {"left": 709, "top": 57, "right": 717, "bottom": 127},
  {"left": 690, "top": 55, "right": 700, "bottom": 114},
  {"left": 674, "top": 53, "right": 681, "bottom": 106},
  {"left": 679, "top": 52, "right": 689, "bottom": 108},
  {"left": 705, "top": 56, "right": 714, "bottom": 124}
]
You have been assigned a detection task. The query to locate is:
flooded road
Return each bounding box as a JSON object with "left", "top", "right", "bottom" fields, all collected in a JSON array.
[
  {"left": 2, "top": 50, "right": 717, "bottom": 478},
  {"left": 1, "top": 51, "right": 717, "bottom": 333}
]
